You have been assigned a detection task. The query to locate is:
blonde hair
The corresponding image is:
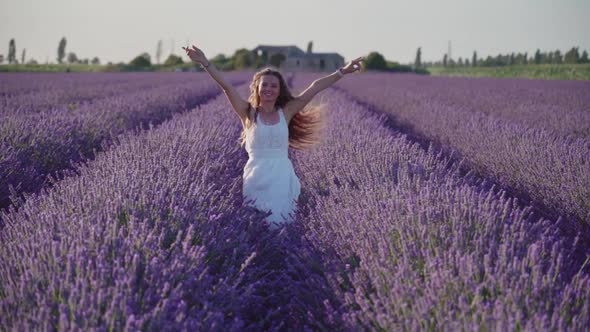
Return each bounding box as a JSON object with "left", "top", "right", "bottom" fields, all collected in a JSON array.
[{"left": 239, "top": 67, "right": 325, "bottom": 150}]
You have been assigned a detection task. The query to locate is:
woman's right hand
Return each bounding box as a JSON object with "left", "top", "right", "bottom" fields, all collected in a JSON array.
[{"left": 182, "top": 45, "right": 208, "bottom": 65}]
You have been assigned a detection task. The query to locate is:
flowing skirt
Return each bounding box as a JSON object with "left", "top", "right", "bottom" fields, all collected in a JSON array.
[{"left": 243, "top": 155, "right": 301, "bottom": 229}]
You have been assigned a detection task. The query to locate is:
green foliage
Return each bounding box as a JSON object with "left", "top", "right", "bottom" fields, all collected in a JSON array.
[
  {"left": 364, "top": 52, "right": 387, "bottom": 70},
  {"left": 67, "top": 52, "right": 78, "bottom": 64},
  {"left": 254, "top": 52, "right": 267, "bottom": 68},
  {"left": 57, "top": 37, "right": 67, "bottom": 64},
  {"left": 428, "top": 63, "right": 590, "bottom": 80},
  {"left": 211, "top": 53, "right": 234, "bottom": 70},
  {"left": 232, "top": 48, "right": 253, "bottom": 70},
  {"left": 129, "top": 52, "right": 152, "bottom": 68},
  {"left": 8, "top": 39, "right": 16, "bottom": 64},
  {"left": 386, "top": 61, "right": 414, "bottom": 73},
  {"left": 163, "top": 54, "right": 183, "bottom": 66},
  {"left": 269, "top": 53, "right": 286, "bottom": 68},
  {"left": 564, "top": 47, "right": 580, "bottom": 64},
  {"left": 414, "top": 47, "right": 422, "bottom": 69},
  {"left": 534, "top": 49, "right": 542, "bottom": 64}
]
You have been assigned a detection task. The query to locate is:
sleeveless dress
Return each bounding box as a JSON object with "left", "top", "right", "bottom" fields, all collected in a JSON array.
[{"left": 243, "top": 108, "right": 301, "bottom": 229}]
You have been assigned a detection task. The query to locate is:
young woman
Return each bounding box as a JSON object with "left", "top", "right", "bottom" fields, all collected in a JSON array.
[{"left": 183, "top": 44, "right": 363, "bottom": 229}]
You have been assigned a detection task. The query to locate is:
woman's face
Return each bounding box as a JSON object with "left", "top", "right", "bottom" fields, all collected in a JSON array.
[{"left": 258, "top": 75, "right": 280, "bottom": 103}]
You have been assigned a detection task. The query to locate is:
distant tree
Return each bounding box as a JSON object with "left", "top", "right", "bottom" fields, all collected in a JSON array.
[
  {"left": 534, "top": 49, "right": 541, "bottom": 64},
  {"left": 386, "top": 61, "right": 413, "bottom": 72},
  {"left": 164, "top": 54, "right": 183, "bottom": 66},
  {"left": 57, "top": 37, "right": 67, "bottom": 64},
  {"left": 465, "top": 58, "right": 470, "bottom": 66},
  {"left": 545, "top": 51, "right": 553, "bottom": 64},
  {"left": 8, "top": 39, "right": 16, "bottom": 64},
  {"left": 458, "top": 57, "right": 463, "bottom": 66},
  {"left": 269, "top": 53, "right": 286, "bottom": 68},
  {"left": 523, "top": 52, "right": 528, "bottom": 65},
  {"left": 21, "top": 48, "right": 26, "bottom": 64},
  {"left": 553, "top": 50, "right": 563, "bottom": 64},
  {"left": 509, "top": 53, "right": 514, "bottom": 65},
  {"left": 564, "top": 47, "right": 580, "bottom": 64},
  {"left": 155, "top": 40, "right": 163, "bottom": 65},
  {"left": 67, "top": 52, "right": 78, "bottom": 64},
  {"left": 253, "top": 50, "right": 268, "bottom": 68},
  {"left": 91, "top": 57, "right": 100, "bottom": 65},
  {"left": 580, "top": 50, "right": 589, "bottom": 63},
  {"left": 27, "top": 58, "right": 38, "bottom": 65},
  {"left": 0, "top": 54, "right": 4, "bottom": 64},
  {"left": 472, "top": 51, "right": 477, "bottom": 67},
  {"left": 443, "top": 53, "right": 448, "bottom": 67},
  {"left": 129, "top": 52, "right": 151, "bottom": 68},
  {"left": 232, "top": 48, "right": 252, "bottom": 69},
  {"left": 211, "top": 53, "right": 233, "bottom": 70},
  {"left": 306, "top": 41, "right": 313, "bottom": 54},
  {"left": 364, "top": 51, "right": 387, "bottom": 70},
  {"left": 414, "top": 47, "right": 422, "bottom": 69}
]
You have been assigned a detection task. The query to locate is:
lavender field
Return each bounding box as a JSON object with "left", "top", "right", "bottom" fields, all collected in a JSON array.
[
  {"left": 1, "top": 72, "right": 589, "bottom": 331},
  {"left": 0, "top": 72, "right": 250, "bottom": 213}
]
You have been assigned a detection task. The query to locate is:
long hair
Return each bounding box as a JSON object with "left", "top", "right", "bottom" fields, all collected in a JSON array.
[{"left": 239, "top": 67, "right": 325, "bottom": 151}]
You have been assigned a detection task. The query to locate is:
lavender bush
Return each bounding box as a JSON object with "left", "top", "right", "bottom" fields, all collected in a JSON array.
[
  {"left": 332, "top": 73, "right": 590, "bottom": 226},
  {"left": 1, "top": 73, "right": 201, "bottom": 115}
]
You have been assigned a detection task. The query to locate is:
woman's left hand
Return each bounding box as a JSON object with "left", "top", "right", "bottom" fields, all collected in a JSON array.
[{"left": 341, "top": 56, "right": 364, "bottom": 74}]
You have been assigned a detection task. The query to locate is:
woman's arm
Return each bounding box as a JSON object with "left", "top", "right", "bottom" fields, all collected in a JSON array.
[
  {"left": 284, "top": 56, "right": 364, "bottom": 116},
  {"left": 183, "top": 45, "right": 249, "bottom": 122}
]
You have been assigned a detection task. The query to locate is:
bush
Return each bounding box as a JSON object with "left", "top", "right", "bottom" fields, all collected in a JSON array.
[
  {"left": 164, "top": 54, "right": 184, "bottom": 66},
  {"left": 129, "top": 53, "right": 151, "bottom": 68},
  {"left": 364, "top": 52, "right": 387, "bottom": 70},
  {"left": 384, "top": 61, "right": 412, "bottom": 73}
]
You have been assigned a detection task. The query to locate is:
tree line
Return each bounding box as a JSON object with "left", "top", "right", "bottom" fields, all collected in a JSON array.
[
  {"left": 416, "top": 47, "right": 589, "bottom": 68},
  {"left": 2, "top": 37, "right": 588, "bottom": 72},
  {"left": 1, "top": 37, "right": 101, "bottom": 65}
]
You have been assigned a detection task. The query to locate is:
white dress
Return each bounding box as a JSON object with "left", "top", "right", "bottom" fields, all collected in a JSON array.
[{"left": 243, "top": 108, "right": 301, "bottom": 229}]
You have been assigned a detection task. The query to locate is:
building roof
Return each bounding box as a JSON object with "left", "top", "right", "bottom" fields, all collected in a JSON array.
[
  {"left": 253, "top": 45, "right": 306, "bottom": 57},
  {"left": 253, "top": 45, "right": 344, "bottom": 60}
]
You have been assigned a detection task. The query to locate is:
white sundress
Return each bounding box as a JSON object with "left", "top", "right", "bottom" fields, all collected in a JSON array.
[{"left": 243, "top": 107, "right": 301, "bottom": 229}]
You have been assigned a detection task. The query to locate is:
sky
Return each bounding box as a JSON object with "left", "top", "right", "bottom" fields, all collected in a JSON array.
[{"left": 1, "top": 0, "right": 589, "bottom": 65}]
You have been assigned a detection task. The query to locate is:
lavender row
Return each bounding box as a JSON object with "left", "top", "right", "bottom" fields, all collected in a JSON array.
[
  {"left": 0, "top": 89, "right": 344, "bottom": 330},
  {"left": 335, "top": 73, "right": 590, "bottom": 139},
  {"left": 332, "top": 73, "right": 590, "bottom": 226},
  {"left": 288, "top": 83, "right": 589, "bottom": 330},
  {"left": 0, "top": 73, "right": 251, "bottom": 212},
  {"left": 0, "top": 73, "right": 232, "bottom": 115}
]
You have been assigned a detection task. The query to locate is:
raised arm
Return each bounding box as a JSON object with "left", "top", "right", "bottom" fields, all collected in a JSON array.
[
  {"left": 284, "top": 56, "right": 364, "bottom": 118},
  {"left": 183, "top": 45, "right": 249, "bottom": 123}
]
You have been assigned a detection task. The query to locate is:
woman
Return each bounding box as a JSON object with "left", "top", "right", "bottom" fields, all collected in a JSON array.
[{"left": 183, "top": 44, "right": 363, "bottom": 229}]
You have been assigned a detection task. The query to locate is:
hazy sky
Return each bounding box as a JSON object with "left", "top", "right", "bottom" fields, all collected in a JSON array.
[{"left": 1, "top": 0, "right": 589, "bottom": 65}]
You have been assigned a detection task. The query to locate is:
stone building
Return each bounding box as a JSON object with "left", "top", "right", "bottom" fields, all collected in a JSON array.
[{"left": 252, "top": 43, "right": 345, "bottom": 72}]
